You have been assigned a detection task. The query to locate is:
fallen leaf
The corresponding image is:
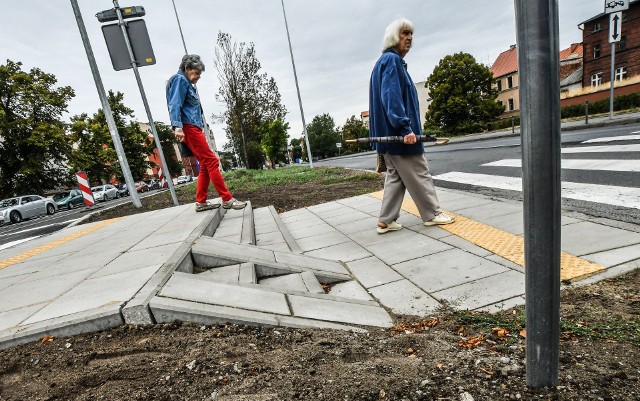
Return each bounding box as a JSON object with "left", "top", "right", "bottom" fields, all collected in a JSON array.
[
  {"left": 519, "top": 329, "right": 526, "bottom": 338},
  {"left": 457, "top": 326, "right": 466, "bottom": 335},
  {"left": 407, "top": 348, "right": 414, "bottom": 353},
  {"left": 492, "top": 327, "right": 510, "bottom": 338},
  {"left": 459, "top": 335, "right": 484, "bottom": 349},
  {"left": 39, "top": 335, "right": 54, "bottom": 344},
  {"left": 437, "top": 363, "right": 443, "bottom": 369}
]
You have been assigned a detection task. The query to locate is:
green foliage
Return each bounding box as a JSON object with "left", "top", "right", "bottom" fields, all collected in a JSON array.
[
  {"left": 68, "top": 91, "right": 150, "bottom": 184},
  {"left": 0, "top": 59, "right": 75, "bottom": 197},
  {"left": 306, "top": 113, "right": 341, "bottom": 159},
  {"left": 560, "top": 92, "right": 640, "bottom": 119},
  {"left": 341, "top": 115, "right": 370, "bottom": 153},
  {"left": 289, "top": 137, "right": 303, "bottom": 162},
  {"left": 152, "top": 121, "right": 182, "bottom": 178},
  {"left": 260, "top": 118, "right": 289, "bottom": 168},
  {"left": 214, "top": 32, "right": 288, "bottom": 170},
  {"left": 426, "top": 52, "right": 503, "bottom": 135}
]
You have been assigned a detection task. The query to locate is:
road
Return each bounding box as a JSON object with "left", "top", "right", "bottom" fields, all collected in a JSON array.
[{"left": 316, "top": 123, "right": 640, "bottom": 224}]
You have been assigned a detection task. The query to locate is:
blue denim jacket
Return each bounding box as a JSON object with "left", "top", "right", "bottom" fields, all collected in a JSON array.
[{"left": 166, "top": 70, "right": 203, "bottom": 129}]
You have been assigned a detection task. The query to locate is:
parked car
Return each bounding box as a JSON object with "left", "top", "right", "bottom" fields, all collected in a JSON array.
[
  {"left": 91, "top": 184, "right": 118, "bottom": 202},
  {"left": 135, "top": 181, "right": 149, "bottom": 193},
  {"left": 115, "top": 184, "right": 129, "bottom": 197},
  {"left": 146, "top": 179, "right": 161, "bottom": 190},
  {"left": 52, "top": 189, "right": 85, "bottom": 210},
  {"left": 177, "top": 175, "right": 192, "bottom": 185},
  {"left": 0, "top": 195, "right": 57, "bottom": 225}
]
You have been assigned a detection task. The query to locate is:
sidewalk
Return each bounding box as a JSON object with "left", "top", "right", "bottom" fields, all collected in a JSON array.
[{"left": 1, "top": 188, "right": 639, "bottom": 350}]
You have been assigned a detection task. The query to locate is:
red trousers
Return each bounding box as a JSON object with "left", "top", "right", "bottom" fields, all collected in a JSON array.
[{"left": 183, "top": 124, "right": 233, "bottom": 203}]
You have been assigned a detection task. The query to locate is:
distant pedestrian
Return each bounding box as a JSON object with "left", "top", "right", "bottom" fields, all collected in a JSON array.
[
  {"left": 369, "top": 18, "right": 455, "bottom": 234},
  {"left": 166, "top": 54, "right": 246, "bottom": 211}
]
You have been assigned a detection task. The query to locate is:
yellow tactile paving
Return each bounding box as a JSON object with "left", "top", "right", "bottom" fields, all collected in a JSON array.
[
  {"left": 370, "top": 191, "right": 605, "bottom": 281},
  {"left": 0, "top": 218, "right": 122, "bottom": 270}
]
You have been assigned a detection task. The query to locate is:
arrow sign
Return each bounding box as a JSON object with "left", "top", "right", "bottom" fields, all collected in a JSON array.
[
  {"left": 610, "top": 12, "right": 622, "bottom": 43},
  {"left": 604, "top": 0, "right": 629, "bottom": 13}
]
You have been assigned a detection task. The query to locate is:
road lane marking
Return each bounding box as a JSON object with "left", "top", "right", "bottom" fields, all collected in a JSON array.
[
  {"left": 0, "top": 219, "right": 80, "bottom": 238},
  {"left": 369, "top": 191, "right": 605, "bottom": 281},
  {"left": 0, "top": 236, "right": 41, "bottom": 251},
  {"left": 0, "top": 218, "right": 121, "bottom": 270},
  {"left": 482, "top": 159, "right": 640, "bottom": 172},
  {"left": 582, "top": 134, "right": 640, "bottom": 143},
  {"left": 561, "top": 144, "right": 640, "bottom": 153}
]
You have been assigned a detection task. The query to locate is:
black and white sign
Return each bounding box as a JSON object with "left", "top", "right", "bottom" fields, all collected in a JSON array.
[
  {"left": 604, "top": 0, "right": 629, "bottom": 13},
  {"left": 609, "top": 12, "right": 622, "bottom": 43}
]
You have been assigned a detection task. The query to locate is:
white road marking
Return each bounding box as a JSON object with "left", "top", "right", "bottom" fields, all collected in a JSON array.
[
  {"left": 582, "top": 134, "right": 640, "bottom": 143},
  {"left": 432, "top": 172, "right": 640, "bottom": 209},
  {"left": 0, "top": 236, "right": 41, "bottom": 251},
  {"left": 561, "top": 144, "right": 640, "bottom": 153},
  {"left": 482, "top": 159, "right": 640, "bottom": 172},
  {"left": 0, "top": 219, "right": 79, "bottom": 238}
]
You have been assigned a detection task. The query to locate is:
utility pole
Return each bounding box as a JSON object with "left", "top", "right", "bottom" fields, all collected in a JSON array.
[
  {"left": 70, "top": 0, "right": 142, "bottom": 208},
  {"left": 515, "top": 0, "right": 561, "bottom": 388}
]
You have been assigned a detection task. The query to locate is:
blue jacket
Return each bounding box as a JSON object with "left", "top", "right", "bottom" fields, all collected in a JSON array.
[
  {"left": 369, "top": 49, "right": 423, "bottom": 155},
  {"left": 166, "top": 70, "right": 203, "bottom": 129}
]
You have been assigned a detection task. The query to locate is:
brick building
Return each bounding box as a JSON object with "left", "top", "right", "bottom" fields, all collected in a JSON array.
[{"left": 580, "top": 0, "right": 640, "bottom": 88}]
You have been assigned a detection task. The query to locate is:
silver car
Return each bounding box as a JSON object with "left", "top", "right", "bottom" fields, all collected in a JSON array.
[
  {"left": 91, "top": 184, "right": 119, "bottom": 202},
  {"left": 0, "top": 195, "right": 57, "bottom": 225}
]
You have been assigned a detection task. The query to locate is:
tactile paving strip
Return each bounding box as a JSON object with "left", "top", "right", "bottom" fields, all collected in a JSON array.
[
  {"left": 0, "top": 218, "right": 122, "bottom": 270},
  {"left": 370, "top": 191, "right": 605, "bottom": 281}
]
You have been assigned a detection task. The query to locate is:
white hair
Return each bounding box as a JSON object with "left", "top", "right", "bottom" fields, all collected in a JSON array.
[{"left": 381, "top": 18, "right": 414, "bottom": 52}]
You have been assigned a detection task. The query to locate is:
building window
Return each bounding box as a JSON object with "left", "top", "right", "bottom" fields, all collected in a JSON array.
[
  {"left": 591, "top": 72, "right": 603, "bottom": 86},
  {"left": 507, "top": 76, "right": 513, "bottom": 89},
  {"left": 592, "top": 22, "right": 601, "bottom": 32},
  {"left": 618, "top": 36, "right": 626, "bottom": 51},
  {"left": 498, "top": 100, "right": 503, "bottom": 108},
  {"left": 508, "top": 98, "right": 514, "bottom": 111},
  {"left": 593, "top": 44, "right": 601, "bottom": 59},
  {"left": 615, "top": 66, "right": 627, "bottom": 81},
  {"left": 496, "top": 79, "right": 502, "bottom": 91}
]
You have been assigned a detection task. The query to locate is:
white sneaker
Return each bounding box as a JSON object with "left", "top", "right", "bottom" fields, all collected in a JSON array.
[
  {"left": 424, "top": 213, "right": 456, "bottom": 226},
  {"left": 376, "top": 221, "right": 403, "bottom": 234},
  {"left": 222, "top": 198, "right": 247, "bottom": 210}
]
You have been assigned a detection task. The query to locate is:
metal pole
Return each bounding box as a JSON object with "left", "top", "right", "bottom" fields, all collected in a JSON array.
[
  {"left": 515, "top": 0, "right": 561, "bottom": 388},
  {"left": 170, "top": 0, "right": 221, "bottom": 170},
  {"left": 511, "top": 116, "right": 515, "bottom": 133},
  {"left": 70, "top": 0, "right": 142, "bottom": 208},
  {"left": 610, "top": 43, "right": 616, "bottom": 119},
  {"left": 113, "top": 0, "right": 179, "bottom": 206},
  {"left": 281, "top": 0, "right": 313, "bottom": 167},
  {"left": 585, "top": 100, "right": 589, "bottom": 124}
]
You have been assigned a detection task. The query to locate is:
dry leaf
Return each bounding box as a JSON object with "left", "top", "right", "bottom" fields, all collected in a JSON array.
[
  {"left": 39, "top": 335, "right": 54, "bottom": 344},
  {"left": 492, "top": 327, "right": 510, "bottom": 338},
  {"left": 407, "top": 348, "right": 414, "bottom": 353},
  {"left": 437, "top": 363, "right": 443, "bottom": 369},
  {"left": 519, "top": 329, "right": 526, "bottom": 338}
]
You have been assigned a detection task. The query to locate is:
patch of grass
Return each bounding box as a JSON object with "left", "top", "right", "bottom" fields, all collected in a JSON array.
[{"left": 221, "top": 166, "right": 378, "bottom": 191}]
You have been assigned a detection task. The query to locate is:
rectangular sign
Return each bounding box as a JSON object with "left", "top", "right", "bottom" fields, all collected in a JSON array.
[
  {"left": 604, "top": 0, "right": 629, "bottom": 13},
  {"left": 609, "top": 12, "right": 622, "bottom": 43},
  {"left": 101, "top": 19, "right": 156, "bottom": 71}
]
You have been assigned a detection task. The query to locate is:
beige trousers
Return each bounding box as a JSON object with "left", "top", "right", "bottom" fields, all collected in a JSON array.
[{"left": 378, "top": 153, "right": 441, "bottom": 224}]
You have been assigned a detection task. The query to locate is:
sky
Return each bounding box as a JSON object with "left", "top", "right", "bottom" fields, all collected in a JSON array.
[{"left": 1, "top": 0, "right": 604, "bottom": 150}]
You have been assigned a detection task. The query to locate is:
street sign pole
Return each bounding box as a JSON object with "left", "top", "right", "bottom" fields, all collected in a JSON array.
[
  {"left": 515, "top": 0, "right": 561, "bottom": 388},
  {"left": 112, "top": 0, "right": 179, "bottom": 206},
  {"left": 608, "top": 11, "right": 622, "bottom": 119},
  {"left": 70, "top": 0, "right": 142, "bottom": 208}
]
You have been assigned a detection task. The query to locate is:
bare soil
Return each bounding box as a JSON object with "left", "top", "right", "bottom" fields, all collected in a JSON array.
[{"left": 1, "top": 170, "right": 638, "bottom": 401}]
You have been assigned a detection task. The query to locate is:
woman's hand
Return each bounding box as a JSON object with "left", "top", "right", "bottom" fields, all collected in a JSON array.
[
  {"left": 174, "top": 127, "right": 185, "bottom": 142},
  {"left": 403, "top": 132, "right": 417, "bottom": 144}
]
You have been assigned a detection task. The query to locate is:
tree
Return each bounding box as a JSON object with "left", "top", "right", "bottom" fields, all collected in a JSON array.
[
  {"left": 425, "top": 52, "right": 504, "bottom": 135},
  {"left": 260, "top": 119, "right": 289, "bottom": 168},
  {"left": 289, "top": 137, "right": 303, "bottom": 162},
  {"left": 214, "top": 32, "right": 287, "bottom": 170},
  {"left": 306, "top": 113, "right": 340, "bottom": 159},
  {"left": 0, "top": 60, "right": 75, "bottom": 198},
  {"left": 341, "top": 115, "right": 369, "bottom": 153},
  {"left": 68, "top": 91, "right": 150, "bottom": 184}
]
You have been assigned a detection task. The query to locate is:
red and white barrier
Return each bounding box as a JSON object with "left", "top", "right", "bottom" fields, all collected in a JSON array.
[
  {"left": 76, "top": 171, "right": 95, "bottom": 206},
  {"left": 158, "top": 168, "right": 168, "bottom": 188}
]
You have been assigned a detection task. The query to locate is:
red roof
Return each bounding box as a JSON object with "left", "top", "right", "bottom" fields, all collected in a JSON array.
[
  {"left": 559, "top": 43, "right": 583, "bottom": 61},
  {"left": 490, "top": 45, "right": 518, "bottom": 78}
]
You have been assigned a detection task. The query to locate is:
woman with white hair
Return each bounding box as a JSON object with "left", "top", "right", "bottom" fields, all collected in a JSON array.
[
  {"left": 369, "top": 18, "right": 455, "bottom": 234},
  {"left": 166, "top": 54, "right": 246, "bottom": 211}
]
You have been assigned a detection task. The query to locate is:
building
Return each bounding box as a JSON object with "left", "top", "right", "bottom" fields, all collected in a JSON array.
[
  {"left": 560, "top": 43, "right": 584, "bottom": 96},
  {"left": 414, "top": 80, "right": 431, "bottom": 125},
  {"left": 138, "top": 122, "right": 191, "bottom": 179},
  {"left": 490, "top": 45, "right": 519, "bottom": 118},
  {"left": 360, "top": 111, "right": 369, "bottom": 128}
]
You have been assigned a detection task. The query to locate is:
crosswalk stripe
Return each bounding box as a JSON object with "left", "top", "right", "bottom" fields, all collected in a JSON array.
[
  {"left": 561, "top": 144, "right": 640, "bottom": 153},
  {"left": 582, "top": 134, "right": 640, "bottom": 143},
  {"left": 482, "top": 159, "right": 640, "bottom": 172},
  {"left": 432, "top": 172, "right": 640, "bottom": 209}
]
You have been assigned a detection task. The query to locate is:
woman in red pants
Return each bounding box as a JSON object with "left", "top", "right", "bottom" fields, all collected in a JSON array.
[{"left": 166, "top": 54, "right": 246, "bottom": 211}]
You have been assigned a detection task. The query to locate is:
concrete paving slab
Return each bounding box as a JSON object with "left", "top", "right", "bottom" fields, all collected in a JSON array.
[
  {"left": 296, "top": 231, "right": 348, "bottom": 252},
  {"left": 329, "top": 281, "right": 372, "bottom": 301},
  {"left": 441, "top": 196, "right": 494, "bottom": 213},
  {"left": 333, "top": 216, "right": 378, "bottom": 235},
  {"left": 431, "top": 270, "right": 525, "bottom": 310},
  {"left": 19, "top": 248, "right": 124, "bottom": 282},
  {"left": 280, "top": 210, "right": 319, "bottom": 223},
  {"left": 321, "top": 210, "right": 372, "bottom": 226},
  {"left": 239, "top": 262, "right": 257, "bottom": 283},
  {"left": 345, "top": 256, "right": 403, "bottom": 289},
  {"left": 582, "top": 243, "right": 640, "bottom": 267},
  {"left": 282, "top": 217, "right": 327, "bottom": 232},
  {"left": 300, "top": 271, "right": 324, "bottom": 294},
  {"left": 485, "top": 254, "right": 524, "bottom": 271},
  {"left": 257, "top": 243, "right": 292, "bottom": 252},
  {"left": 561, "top": 221, "right": 640, "bottom": 256},
  {"left": 288, "top": 295, "right": 392, "bottom": 327},
  {"left": 454, "top": 201, "right": 523, "bottom": 222},
  {"left": 91, "top": 242, "right": 182, "bottom": 279},
  {"left": 215, "top": 234, "right": 242, "bottom": 244},
  {"left": 160, "top": 273, "right": 290, "bottom": 315},
  {"left": 256, "top": 231, "right": 287, "bottom": 247},
  {"left": 259, "top": 273, "right": 307, "bottom": 292},
  {"left": 337, "top": 195, "right": 382, "bottom": 208},
  {"left": 474, "top": 296, "right": 525, "bottom": 313},
  {"left": 396, "top": 212, "right": 424, "bottom": 227},
  {"left": 192, "top": 237, "right": 276, "bottom": 267},
  {"left": 393, "top": 248, "right": 512, "bottom": 293},
  {"left": 265, "top": 205, "right": 301, "bottom": 254},
  {"left": 273, "top": 251, "right": 349, "bottom": 276},
  {"left": 0, "top": 273, "right": 29, "bottom": 291},
  {"left": 303, "top": 242, "right": 371, "bottom": 263},
  {"left": 274, "top": 315, "right": 368, "bottom": 332},
  {"left": 406, "top": 223, "right": 454, "bottom": 239},
  {"left": 436, "top": 235, "right": 494, "bottom": 258},
  {"left": 0, "top": 304, "right": 45, "bottom": 331},
  {"left": 0, "top": 253, "right": 70, "bottom": 279},
  {"left": 366, "top": 232, "right": 454, "bottom": 265},
  {"left": 200, "top": 264, "right": 240, "bottom": 281},
  {"left": 368, "top": 279, "right": 442, "bottom": 316},
  {"left": 307, "top": 202, "right": 342, "bottom": 214},
  {"left": 288, "top": 223, "right": 335, "bottom": 240}
]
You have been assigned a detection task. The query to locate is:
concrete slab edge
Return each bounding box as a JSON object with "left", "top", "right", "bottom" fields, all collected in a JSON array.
[
  {"left": 241, "top": 202, "right": 256, "bottom": 245},
  {"left": 268, "top": 205, "right": 303, "bottom": 254}
]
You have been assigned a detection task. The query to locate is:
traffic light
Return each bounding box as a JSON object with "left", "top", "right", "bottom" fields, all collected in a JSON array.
[{"left": 95, "top": 6, "right": 145, "bottom": 23}]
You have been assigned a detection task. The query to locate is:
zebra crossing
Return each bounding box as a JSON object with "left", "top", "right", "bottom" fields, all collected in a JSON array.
[{"left": 433, "top": 133, "right": 640, "bottom": 210}]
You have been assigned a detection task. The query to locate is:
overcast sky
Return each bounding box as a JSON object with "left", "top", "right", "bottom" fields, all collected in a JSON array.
[{"left": 1, "top": 1, "right": 603, "bottom": 149}]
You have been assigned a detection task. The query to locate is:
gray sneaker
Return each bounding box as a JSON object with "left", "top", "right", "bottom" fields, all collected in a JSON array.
[
  {"left": 222, "top": 198, "right": 247, "bottom": 210},
  {"left": 195, "top": 201, "right": 220, "bottom": 212}
]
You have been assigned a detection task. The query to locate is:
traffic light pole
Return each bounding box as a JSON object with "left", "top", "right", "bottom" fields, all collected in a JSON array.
[
  {"left": 112, "top": 0, "right": 179, "bottom": 206},
  {"left": 515, "top": 0, "right": 561, "bottom": 388},
  {"left": 70, "top": 0, "right": 142, "bottom": 208}
]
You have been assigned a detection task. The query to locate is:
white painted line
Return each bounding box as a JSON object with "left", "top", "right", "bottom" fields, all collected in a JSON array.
[
  {"left": 482, "top": 159, "right": 640, "bottom": 172},
  {"left": 582, "top": 134, "right": 640, "bottom": 143},
  {"left": 561, "top": 144, "right": 640, "bottom": 153},
  {"left": 0, "top": 236, "right": 41, "bottom": 251},
  {"left": 0, "top": 220, "right": 79, "bottom": 238},
  {"left": 433, "top": 172, "right": 640, "bottom": 209}
]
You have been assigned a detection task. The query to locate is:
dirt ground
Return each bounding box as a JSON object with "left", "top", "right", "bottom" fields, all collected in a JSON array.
[{"left": 1, "top": 171, "right": 639, "bottom": 400}]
